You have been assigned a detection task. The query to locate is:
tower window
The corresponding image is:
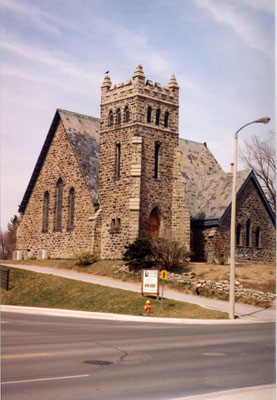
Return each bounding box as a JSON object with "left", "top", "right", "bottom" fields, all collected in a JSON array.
[
  {"left": 108, "top": 110, "right": 113, "bottom": 127},
  {"left": 55, "top": 178, "right": 63, "bottom": 231},
  {"left": 116, "top": 109, "right": 121, "bottom": 125},
  {"left": 68, "top": 187, "right": 75, "bottom": 229},
  {"left": 154, "top": 141, "right": 160, "bottom": 179},
  {"left": 116, "top": 143, "right": 121, "bottom": 179},
  {"left": 147, "top": 106, "right": 152, "bottom": 123},
  {"left": 164, "top": 111, "right": 169, "bottom": 128},
  {"left": 124, "top": 106, "right": 129, "bottom": 123},
  {"left": 156, "top": 109, "right": 161, "bottom": 125},
  {"left": 42, "top": 191, "right": 49, "bottom": 232},
  {"left": 246, "top": 219, "right": 251, "bottom": 247}
]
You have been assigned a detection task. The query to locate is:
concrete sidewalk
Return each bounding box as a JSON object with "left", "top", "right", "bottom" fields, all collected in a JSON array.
[
  {"left": 1, "top": 263, "right": 275, "bottom": 322},
  {"left": 173, "top": 384, "right": 276, "bottom": 400}
]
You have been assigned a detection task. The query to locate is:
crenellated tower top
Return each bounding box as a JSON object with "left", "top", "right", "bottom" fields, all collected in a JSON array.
[{"left": 101, "top": 64, "right": 179, "bottom": 106}]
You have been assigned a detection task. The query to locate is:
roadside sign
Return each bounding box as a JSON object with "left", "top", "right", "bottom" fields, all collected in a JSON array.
[
  {"left": 161, "top": 270, "right": 167, "bottom": 280},
  {"left": 235, "top": 253, "right": 248, "bottom": 258},
  {"left": 160, "top": 270, "right": 167, "bottom": 309},
  {"left": 141, "top": 269, "right": 159, "bottom": 297}
]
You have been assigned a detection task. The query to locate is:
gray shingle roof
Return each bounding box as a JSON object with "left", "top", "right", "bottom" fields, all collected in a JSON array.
[
  {"left": 59, "top": 109, "right": 100, "bottom": 200},
  {"left": 192, "top": 170, "right": 250, "bottom": 221},
  {"left": 178, "top": 138, "right": 223, "bottom": 215}
]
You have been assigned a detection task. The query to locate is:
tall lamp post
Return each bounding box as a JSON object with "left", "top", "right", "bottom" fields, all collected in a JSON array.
[{"left": 229, "top": 116, "right": 270, "bottom": 320}]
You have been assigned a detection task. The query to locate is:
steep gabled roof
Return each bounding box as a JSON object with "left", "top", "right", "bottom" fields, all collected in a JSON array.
[
  {"left": 19, "top": 109, "right": 100, "bottom": 214},
  {"left": 191, "top": 170, "right": 276, "bottom": 227},
  {"left": 178, "top": 138, "right": 223, "bottom": 214}
]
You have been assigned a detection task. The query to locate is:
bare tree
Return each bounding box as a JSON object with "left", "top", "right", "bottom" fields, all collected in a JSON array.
[
  {"left": 240, "top": 132, "right": 276, "bottom": 211},
  {"left": 0, "top": 215, "right": 19, "bottom": 259},
  {"left": 151, "top": 238, "right": 190, "bottom": 272}
]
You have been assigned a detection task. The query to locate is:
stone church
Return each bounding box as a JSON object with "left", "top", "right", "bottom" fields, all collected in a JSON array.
[{"left": 16, "top": 65, "right": 275, "bottom": 263}]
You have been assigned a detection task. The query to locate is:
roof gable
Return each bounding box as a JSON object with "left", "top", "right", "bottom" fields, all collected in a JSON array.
[
  {"left": 19, "top": 109, "right": 100, "bottom": 214},
  {"left": 192, "top": 170, "right": 276, "bottom": 226}
]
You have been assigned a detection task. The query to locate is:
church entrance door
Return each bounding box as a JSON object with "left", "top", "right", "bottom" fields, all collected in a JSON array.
[{"left": 148, "top": 208, "right": 160, "bottom": 238}]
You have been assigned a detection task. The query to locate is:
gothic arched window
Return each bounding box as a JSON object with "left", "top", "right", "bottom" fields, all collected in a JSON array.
[
  {"left": 246, "top": 219, "right": 251, "bottom": 247},
  {"left": 164, "top": 111, "right": 169, "bottom": 128},
  {"left": 147, "top": 106, "right": 152, "bottom": 123},
  {"left": 154, "top": 141, "right": 160, "bottom": 179},
  {"left": 236, "top": 224, "right": 241, "bottom": 246},
  {"left": 124, "top": 106, "right": 129, "bottom": 123},
  {"left": 115, "top": 143, "right": 121, "bottom": 179},
  {"left": 156, "top": 109, "right": 161, "bottom": 125},
  {"left": 255, "top": 227, "right": 261, "bottom": 248},
  {"left": 108, "top": 110, "right": 113, "bottom": 127},
  {"left": 68, "top": 187, "right": 75, "bottom": 229},
  {"left": 42, "top": 191, "right": 49, "bottom": 232},
  {"left": 116, "top": 109, "right": 121, "bottom": 125},
  {"left": 55, "top": 178, "right": 63, "bottom": 231}
]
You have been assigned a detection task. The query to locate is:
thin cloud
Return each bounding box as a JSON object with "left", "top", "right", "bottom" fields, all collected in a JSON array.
[
  {"left": 194, "top": 0, "right": 273, "bottom": 58},
  {"left": 0, "top": 0, "right": 61, "bottom": 34},
  {"left": 240, "top": 0, "right": 274, "bottom": 13}
]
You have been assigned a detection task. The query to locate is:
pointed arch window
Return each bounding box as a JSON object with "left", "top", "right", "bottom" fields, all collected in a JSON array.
[
  {"left": 124, "top": 106, "right": 129, "bottom": 123},
  {"left": 147, "top": 106, "right": 152, "bottom": 123},
  {"left": 115, "top": 143, "right": 121, "bottom": 179},
  {"left": 164, "top": 111, "right": 169, "bottom": 128},
  {"left": 108, "top": 110, "right": 113, "bottom": 127},
  {"left": 246, "top": 219, "right": 251, "bottom": 247},
  {"left": 116, "top": 109, "right": 121, "bottom": 125},
  {"left": 255, "top": 227, "right": 261, "bottom": 248},
  {"left": 55, "top": 178, "right": 63, "bottom": 231},
  {"left": 154, "top": 141, "right": 160, "bottom": 179},
  {"left": 42, "top": 191, "right": 49, "bottom": 232},
  {"left": 236, "top": 224, "right": 241, "bottom": 246},
  {"left": 156, "top": 109, "right": 161, "bottom": 125},
  {"left": 68, "top": 187, "right": 75, "bottom": 229}
]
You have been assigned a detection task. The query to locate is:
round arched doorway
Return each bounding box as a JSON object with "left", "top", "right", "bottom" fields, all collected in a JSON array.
[{"left": 148, "top": 208, "right": 160, "bottom": 238}]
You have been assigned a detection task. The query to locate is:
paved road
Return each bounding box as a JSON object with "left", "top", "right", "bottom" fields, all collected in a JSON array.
[
  {"left": 1, "top": 312, "right": 275, "bottom": 400},
  {"left": 1, "top": 263, "right": 275, "bottom": 322}
]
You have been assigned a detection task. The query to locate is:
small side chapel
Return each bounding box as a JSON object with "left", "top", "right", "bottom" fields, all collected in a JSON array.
[{"left": 15, "top": 65, "right": 275, "bottom": 263}]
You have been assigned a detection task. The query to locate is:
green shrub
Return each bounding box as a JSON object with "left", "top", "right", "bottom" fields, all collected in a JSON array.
[
  {"left": 123, "top": 238, "right": 154, "bottom": 271},
  {"left": 74, "top": 251, "right": 97, "bottom": 266}
]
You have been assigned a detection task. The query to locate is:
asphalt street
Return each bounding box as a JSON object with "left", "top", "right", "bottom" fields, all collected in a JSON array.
[{"left": 1, "top": 311, "right": 275, "bottom": 400}]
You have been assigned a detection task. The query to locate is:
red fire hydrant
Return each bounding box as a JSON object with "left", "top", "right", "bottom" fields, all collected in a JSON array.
[{"left": 144, "top": 300, "right": 151, "bottom": 315}]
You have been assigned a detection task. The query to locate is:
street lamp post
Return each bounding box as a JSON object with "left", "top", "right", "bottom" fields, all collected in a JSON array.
[{"left": 229, "top": 117, "right": 270, "bottom": 320}]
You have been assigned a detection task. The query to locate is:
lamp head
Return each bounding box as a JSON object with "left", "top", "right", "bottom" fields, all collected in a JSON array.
[{"left": 255, "top": 117, "right": 270, "bottom": 124}]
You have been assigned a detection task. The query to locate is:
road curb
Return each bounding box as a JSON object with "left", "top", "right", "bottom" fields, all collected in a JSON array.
[{"left": 1, "top": 305, "right": 260, "bottom": 324}]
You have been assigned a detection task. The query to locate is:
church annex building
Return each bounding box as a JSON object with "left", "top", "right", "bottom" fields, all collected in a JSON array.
[{"left": 16, "top": 65, "right": 276, "bottom": 263}]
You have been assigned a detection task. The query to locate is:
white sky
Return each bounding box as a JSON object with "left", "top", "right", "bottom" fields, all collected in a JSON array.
[{"left": 0, "top": 0, "right": 275, "bottom": 230}]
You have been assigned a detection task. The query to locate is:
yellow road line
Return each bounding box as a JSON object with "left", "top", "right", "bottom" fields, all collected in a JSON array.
[{"left": 2, "top": 353, "right": 50, "bottom": 359}]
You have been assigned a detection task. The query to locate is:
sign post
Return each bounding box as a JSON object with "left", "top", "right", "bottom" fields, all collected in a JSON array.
[
  {"left": 160, "top": 270, "right": 167, "bottom": 309},
  {"left": 141, "top": 270, "right": 159, "bottom": 298}
]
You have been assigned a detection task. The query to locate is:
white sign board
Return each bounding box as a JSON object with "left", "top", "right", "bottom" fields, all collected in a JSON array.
[{"left": 141, "top": 269, "right": 159, "bottom": 296}]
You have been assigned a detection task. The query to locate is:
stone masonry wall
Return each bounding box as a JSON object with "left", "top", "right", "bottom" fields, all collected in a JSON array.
[
  {"left": 192, "top": 178, "right": 276, "bottom": 263},
  {"left": 16, "top": 120, "right": 95, "bottom": 258}
]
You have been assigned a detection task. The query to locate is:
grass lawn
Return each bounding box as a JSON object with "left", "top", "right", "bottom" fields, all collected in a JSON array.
[
  {"left": 3, "top": 258, "right": 275, "bottom": 293},
  {"left": 0, "top": 266, "right": 228, "bottom": 319}
]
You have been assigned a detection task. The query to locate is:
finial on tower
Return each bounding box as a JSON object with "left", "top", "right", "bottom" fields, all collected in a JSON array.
[
  {"left": 101, "top": 73, "right": 112, "bottom": 90},
  {"left": 168, "top": 74, "right": 179, "bottom": 89},
  {"left": 133, "top": 64, "right": 145, "bottom": 82}
]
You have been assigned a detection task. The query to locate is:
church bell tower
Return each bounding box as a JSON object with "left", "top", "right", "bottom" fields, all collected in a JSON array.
[{"left": 98, "top": 65, "right": 188, "bottom": 258}]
